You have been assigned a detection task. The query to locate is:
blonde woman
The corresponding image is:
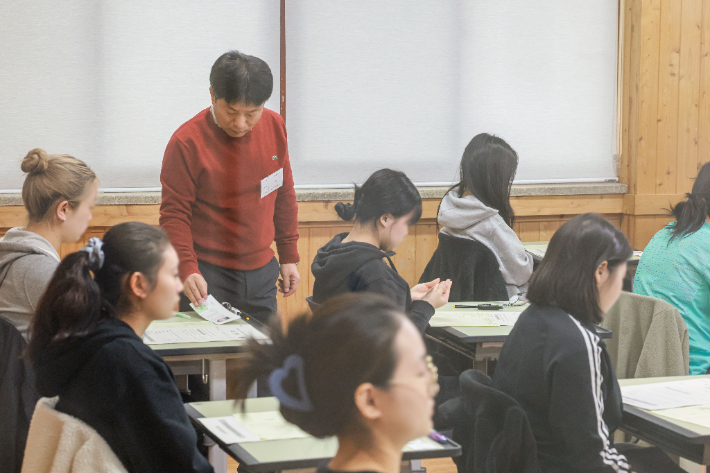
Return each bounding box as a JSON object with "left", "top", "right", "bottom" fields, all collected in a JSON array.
[{"left": 0, "top": 148, "right": 98, "bottom": 338}]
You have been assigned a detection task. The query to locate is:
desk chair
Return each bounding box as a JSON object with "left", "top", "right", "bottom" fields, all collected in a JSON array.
[
  {"left": 419, "top": 233, "right": 507, "bottom": 302},
  {"left": 438, "top": 369, "right": 540, "bottom": 473},
  {"left": 0, "top": 317, "right": 39, "bottom": 473},
  {"left": 21, "top": 397, "right": 127, "bottom": 473},
  {"left": 306, "top": 296, "right": 320, "bottom": 312},
  {"left": 601, "top": 292, "right": 689, "bottom": 379}
]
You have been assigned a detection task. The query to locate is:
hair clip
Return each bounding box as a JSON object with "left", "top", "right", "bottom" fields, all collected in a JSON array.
[
  {"left": 268, "top": 354, "right": 313, "bottom": 412},
  {"left": 79, "top": 237, "right": 105, "bottom": 272}
]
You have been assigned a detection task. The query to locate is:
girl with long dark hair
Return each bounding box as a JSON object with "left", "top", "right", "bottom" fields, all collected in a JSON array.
[
  {"left": 437, "top": 133, "right": 532, "bottom": 300},
  {"left": 26, "top": 222, "right": 213, "bottom": 473},
  {"left": 634, "top": 161, "right": 710, "bottom": 375}
]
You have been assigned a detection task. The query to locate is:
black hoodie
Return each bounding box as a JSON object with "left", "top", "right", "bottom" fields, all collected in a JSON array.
[
  {"left": 33, "top": 317, "right": 213, "bottom": 473},
  {"left": 311, "top": 233, "right": 434, "bottom": 333}
]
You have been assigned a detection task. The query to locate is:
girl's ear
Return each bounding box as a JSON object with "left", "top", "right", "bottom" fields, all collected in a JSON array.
[
  {"left": 128, "top": 272, "right": 149, "bottom": 299},
  {"left": 55, "top": 200, "right": 70, "bottom": 222},
  {"left": 595, "top": 261, "right": 609, "bottom": 287}
]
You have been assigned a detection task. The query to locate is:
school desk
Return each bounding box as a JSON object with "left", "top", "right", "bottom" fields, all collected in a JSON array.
[
  {"left": 185, "top": 397, "right": 462, "bottom": 473},
  {"left": 426, "top": 302, "right": 612, "bottom": 374},
  {"left": 149, "top": 312, "right": 266, "bottom": 473},
  {"left": 619, "top": 375, "right": 710, "bottom": 465}
]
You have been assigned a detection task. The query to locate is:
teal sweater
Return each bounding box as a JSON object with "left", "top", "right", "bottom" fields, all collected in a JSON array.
[{"left": 634, "top": 222, "right": 710, "bottom": 375}]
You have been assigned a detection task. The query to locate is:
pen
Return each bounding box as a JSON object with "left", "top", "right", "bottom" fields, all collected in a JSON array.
[
  {"left": 453, "top": 304, "right": 503, "bottom": 310},
  {"left": 429, "top": 430, "right": 447, "bottom": 444},
  {"left": 175, "top": 312, "right": 191, "bottom": 319}
]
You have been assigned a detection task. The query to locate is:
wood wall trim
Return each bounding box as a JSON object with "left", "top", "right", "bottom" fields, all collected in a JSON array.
[{"left": 622, "top": 193, "right": 685, "bottom": 215}]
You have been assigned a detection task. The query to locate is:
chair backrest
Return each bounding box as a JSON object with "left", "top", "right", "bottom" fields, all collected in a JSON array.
[
  {"left": 0, "top": 317, "right": 38, "bottom": 473},
  {"left": 21, "top": 397, "right": 127, "bottom": 473},
  {"left": 306, "top": 296, "right": 320, "bottom": 312},
  {"left": 438, "top": 369, "right": 540, "bottom": 473},
  {"left": 601, "top": 291, "right": 689, "bottom": 379},
  {"left": 419, "top": 233, "right": 508, "bottom": 302}
]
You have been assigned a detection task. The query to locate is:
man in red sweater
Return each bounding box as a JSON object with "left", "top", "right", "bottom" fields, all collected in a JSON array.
[{"left": 160, "top": 51, "right": 299, "bottom": 323}]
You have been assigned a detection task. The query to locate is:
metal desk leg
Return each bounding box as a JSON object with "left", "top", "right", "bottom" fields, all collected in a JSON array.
[{"left": 208, "top": 360, "right": 227, "bottom": 473}]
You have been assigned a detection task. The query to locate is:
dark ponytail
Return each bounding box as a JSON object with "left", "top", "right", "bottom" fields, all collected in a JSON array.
[
  {"left": 335, "top": 169, "right": 422, "bottom": 226},
  {"left": 233, "top": 293, "right": 405, "bottom": 438},
  {"left": 669, "top": 162, "right": 710, "bottom": 242},
  {"left": 27, "top": 222, "right": 170, "bottom": 361}
]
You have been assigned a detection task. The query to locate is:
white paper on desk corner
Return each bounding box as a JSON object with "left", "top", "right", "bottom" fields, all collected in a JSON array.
[
  {"left": 190, "top": 294, "right": 240, "bottom": 324},
  {"left": 429, "top": 312, "right": 499, "bottom": 327},
  {"left": 621, "top": 378, "right": 710, "bottom": 410},
  {"left": 143, "top": 325, "right": 268, "bottom": 345},
  {"left": 199, "top": 416, "right": 259, "bottom": 444}
]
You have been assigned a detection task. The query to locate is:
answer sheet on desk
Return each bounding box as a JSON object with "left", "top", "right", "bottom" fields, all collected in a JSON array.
[
  {"left": 429, "top": 312, "right": 499, "bottom": 327},
  {"left": 490, "top": 312, "right": 520, "bottom": 326},
  {"left": 199, "top": 416, "right": 259, "bottom": 444},
  {"left": 143, "top": 324, "right": 267, "bottom": 344},
  {"left": 621, "top": 378, "right": 710, "bottom": 410},
  {"left": 232, "top": 411, "right": 311, "bottom": 441}
]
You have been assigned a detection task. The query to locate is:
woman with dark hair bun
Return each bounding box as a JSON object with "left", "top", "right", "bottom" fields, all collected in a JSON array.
[
  {"left": 493, "top": 213, "right": 633, "bottom": 473},
  {"left": 27, "top": 222, "right": 212, "bottom": 473},
  {"left": 310, "top": 169, "right": 451, "bottom": 333},
  {"left": 437, "top": 133, "right": 533, "bottom": 301},
  {"left": 233, "top": 293, "right": 439, "bottom": 473},
  {"left": 634, "top": 161, "right": 710, "bottom": 375}
]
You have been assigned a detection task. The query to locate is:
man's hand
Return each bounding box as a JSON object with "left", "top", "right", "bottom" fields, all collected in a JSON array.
[
  {"left": 183, "top": 273, "right": 208, "bottom": 306},
  {"left": 411, "top": 278, "right": 440, "bottom": 301},
  {"left": 278, "top": 263, "right": 300, "bottom": 297}
]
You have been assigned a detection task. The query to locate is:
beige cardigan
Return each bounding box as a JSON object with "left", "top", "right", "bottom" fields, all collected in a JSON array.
[
  {"left": 601, "top": 292, "right": 689, "bottom": 379},
  {"left": 21, "top": 397, "right": 127, "bottom": 473}
]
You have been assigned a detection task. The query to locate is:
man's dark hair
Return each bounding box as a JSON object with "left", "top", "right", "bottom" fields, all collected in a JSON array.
[
  {"left": 210, "top": 50, "right": 273, "bottom": 105},
  {"left": 527, "top": 213, "right": 632, "bottom": 325}
]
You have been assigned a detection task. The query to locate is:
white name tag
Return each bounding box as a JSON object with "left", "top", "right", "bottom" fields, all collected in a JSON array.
[{"left": 261, "top": 168, "right": 283, "bottom": 198}]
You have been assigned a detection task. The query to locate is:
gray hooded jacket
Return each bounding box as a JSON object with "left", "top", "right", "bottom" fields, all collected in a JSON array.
[
  {"left": 438, "top": 190, "right": 533, "bottom": 300},
  {"left": 0, "top": 228, "right": 60, "bottom": 339}
]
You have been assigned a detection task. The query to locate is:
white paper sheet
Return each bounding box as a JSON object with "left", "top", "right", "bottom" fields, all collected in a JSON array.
[
  {"left": 232, "top": 411, "right": 311, "bottom": 441},
  {"left": 199, "top": 416, "right": 260, "bottom": 444},
  {"left": 143, "top": 324, "right": 267, "bottom": 345},
  {"left": 428, "top": 312, "right": 499, "bottom": 327},
  {"left": 404, "top": 437, "right": 444, "bottom": 451},
  {"left": 490, "top": 312, "right": 520, "bottom": 326},
  {"left": 621, "top": 378, "right": 710, "bottom": 410},
  {"left": 190, "top": 294, "right": 241, "bottom": 324}
]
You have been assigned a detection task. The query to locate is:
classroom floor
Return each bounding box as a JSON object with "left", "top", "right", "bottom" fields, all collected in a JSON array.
[{"left": 226, "top": 457, "right": 458, "bottom": 473}]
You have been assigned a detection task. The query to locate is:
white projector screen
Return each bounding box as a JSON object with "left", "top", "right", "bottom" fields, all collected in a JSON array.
[
  {"left": 0, "top": 0, "right": 280, "bottom": 191},
  {"left": 286, "top": 0, "right": 619, "bottom": 187},
  {"left": 0, "top": 1, "right": 618, "bottom": 191}
]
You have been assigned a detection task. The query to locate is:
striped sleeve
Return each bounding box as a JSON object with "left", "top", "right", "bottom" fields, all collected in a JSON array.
[{"left": 546, "top": 316, "right": 630, "bottom": 473}]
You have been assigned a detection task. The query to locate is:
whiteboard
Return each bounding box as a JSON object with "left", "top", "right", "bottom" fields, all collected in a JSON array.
[
  {"left": 0, "top": 1, "right": 618, "bottom": 191},
  {"left": 0, "top": 0, "right": 280, "bottom": 191}
]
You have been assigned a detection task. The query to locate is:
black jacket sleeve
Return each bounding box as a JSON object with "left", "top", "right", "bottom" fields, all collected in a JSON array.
[
  {"left": 368, "top": 277, "right": 434, "bottom": 334},
  {"left": 548, "top": 341, "right": 629, "bottom": 473}
]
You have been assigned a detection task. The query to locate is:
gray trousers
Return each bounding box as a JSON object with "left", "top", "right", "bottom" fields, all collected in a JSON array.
[{"left": 179, "top": 257, "right": 280, "bottom": 325}]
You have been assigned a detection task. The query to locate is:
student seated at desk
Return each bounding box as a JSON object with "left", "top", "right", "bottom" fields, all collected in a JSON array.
[
  {"left": 233, "top": 293, "right": 439, "bottom": 473},
  {"left": 26, "top": 222, "right": 213, "bottom": 473},
  {"left": 0, "top": 148, "right": 97, "bottom": 339},
  {"left": 633, "top": 162, "right": 710, "bottom": 375},
  {"left": 311, "top": 169, "right": 451, "bottom": 333},
  {"left": 493, "top": 213, "right": 633, "bottom": 473},
  {"left": 437, "top": 133, "right": 533, "bottom": 301}
]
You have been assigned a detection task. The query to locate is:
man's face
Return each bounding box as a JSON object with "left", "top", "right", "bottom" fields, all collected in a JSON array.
[{"left": 210, "top": 89, "right": 264, "bottom": 138}]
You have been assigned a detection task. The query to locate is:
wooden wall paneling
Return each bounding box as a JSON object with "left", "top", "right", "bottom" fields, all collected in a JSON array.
[
  {"left": 677, "top": 0, "right": 703, "bottom": 193},
  {"left": 414, "top": 223, "right": 439, "bottom": 282},
  {"left": 637, "top": 0, "right": 662, "bottom": 195},
  {"left": 656, "top": 0, "right": 682, "bottom": 194},
  {"left": 623, "top": 0, "right": 643, "bottom": 192},
  {"left": 699, "top": 1, "right": 710, "bottom": 170}
]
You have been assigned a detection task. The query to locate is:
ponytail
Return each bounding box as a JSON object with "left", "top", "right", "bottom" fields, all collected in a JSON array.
[
  {"left": 232, "top": 293, "right": 405, "bottom": 438},
  {"left": 26, "top": 251, "right": 105, "bottom": 360},
  {"left": 334, "top": 169, "right": 422, "bottom": 226},
  {"left": 27, "top": 222, "right": 171, "bottom": 361},
  {"left": 669, "top": 162, "right": 710, "bottom": 242}
]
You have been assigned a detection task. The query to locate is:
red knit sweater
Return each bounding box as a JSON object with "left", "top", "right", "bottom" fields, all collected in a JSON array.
[{"left": 159, "top": 107, "right": 299, "bottom": 280}]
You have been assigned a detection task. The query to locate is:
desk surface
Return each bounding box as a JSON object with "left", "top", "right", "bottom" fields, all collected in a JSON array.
[
  {"left": 429, "top": 302, "right": 612, "bottom": 344},
  {"left": 186, "top": 398, "right": 461, "bottom": 472},
  {"left": 619, "top": 375, "right": 710, "bottom": 465},
  {"left": 148, "top": 312, "right": 260, "bottom": 357}
]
